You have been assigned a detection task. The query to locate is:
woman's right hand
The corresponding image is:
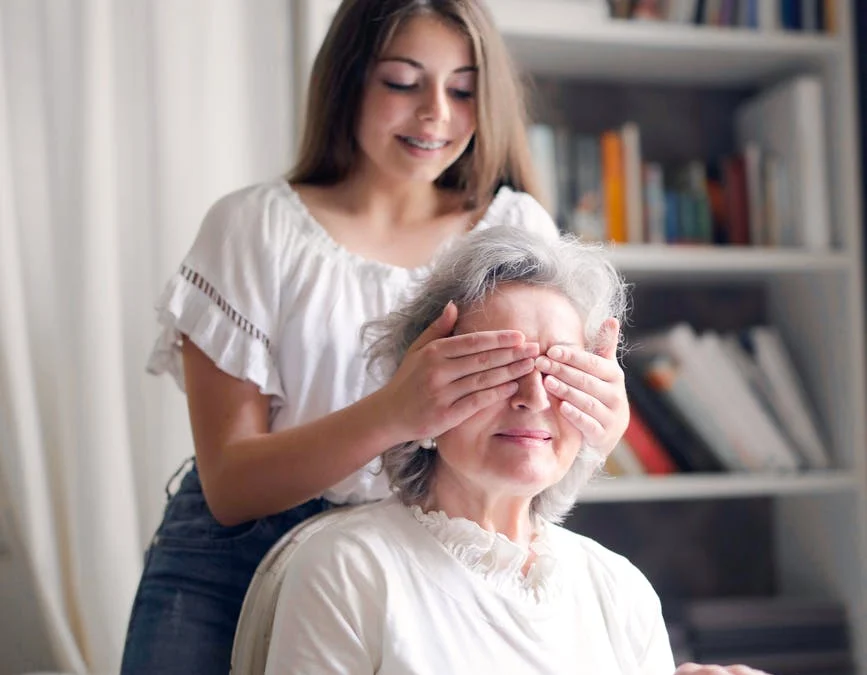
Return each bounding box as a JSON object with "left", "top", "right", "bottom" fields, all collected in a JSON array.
[{"left": 378, "top": 301, "right": 539, "bottom": 443}]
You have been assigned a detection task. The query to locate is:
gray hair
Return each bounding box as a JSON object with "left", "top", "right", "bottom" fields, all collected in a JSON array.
[{"left": 365, "top": 225, "right": 628, "bottom": 523}]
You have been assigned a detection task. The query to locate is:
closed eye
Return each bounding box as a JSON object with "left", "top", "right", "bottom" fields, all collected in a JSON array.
[{"left": 384, "top": 81, "right": 417, "bottom": 92}]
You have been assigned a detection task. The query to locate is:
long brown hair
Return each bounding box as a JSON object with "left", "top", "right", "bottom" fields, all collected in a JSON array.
[{"left": 287, "top": 0, "right": 541, "bottom": 208}]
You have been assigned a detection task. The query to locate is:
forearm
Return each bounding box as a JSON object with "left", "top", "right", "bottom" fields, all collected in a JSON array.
[{"left": 200, "top": 388, "right": 403, "bottom": 525}]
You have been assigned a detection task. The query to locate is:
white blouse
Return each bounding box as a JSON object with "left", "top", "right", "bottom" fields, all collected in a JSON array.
[
  {"left": 147, "top": 178, "right": 559, "bottom": 503},
  {"left": 265, "top": 497, "right": 677, "bottom": 674}
]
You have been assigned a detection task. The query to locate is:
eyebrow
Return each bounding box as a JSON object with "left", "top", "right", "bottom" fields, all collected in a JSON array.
[{"left": 378, "top": 56, "right": 477, "bottom": 74}]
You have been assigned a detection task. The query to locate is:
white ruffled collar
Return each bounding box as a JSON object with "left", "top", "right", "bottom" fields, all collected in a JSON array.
[{"left": 409, "top": 504, "right": 561, "bottom": 604}]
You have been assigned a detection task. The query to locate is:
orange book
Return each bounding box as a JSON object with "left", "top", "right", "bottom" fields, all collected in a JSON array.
[
  {"left": 601, "top": 130, "right": 627, "bottom": 243},
  {"left": 622, "top": 404, "right": 678, "bottom": 475},
  {"left": 824, "top": 0, "right": 836, "bottom": 34}
]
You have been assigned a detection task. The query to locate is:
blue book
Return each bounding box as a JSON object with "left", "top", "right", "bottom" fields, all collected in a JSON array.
[{"left": 664, "top": 191, "right": 681, "bottom": 243}]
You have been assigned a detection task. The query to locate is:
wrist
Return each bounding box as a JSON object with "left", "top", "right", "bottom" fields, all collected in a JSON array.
[{"left": 356, "top": 385, "right": 411, "bottom": 450}]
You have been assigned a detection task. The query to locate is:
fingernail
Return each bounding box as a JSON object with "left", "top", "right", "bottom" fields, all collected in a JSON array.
[
  {"left": 548, "top": 346, "right": 563, "bottom": 360},
  {"left": 536, "top": 356, "right": 551, "bottom": 370}
]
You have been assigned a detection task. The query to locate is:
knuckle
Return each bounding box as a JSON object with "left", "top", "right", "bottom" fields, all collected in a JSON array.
[
  {"left": 473, "top": 370, "right": 491, "bottom": 389},
  {"left": 422, "top": 371, "right": 442, "bottom": 395}
]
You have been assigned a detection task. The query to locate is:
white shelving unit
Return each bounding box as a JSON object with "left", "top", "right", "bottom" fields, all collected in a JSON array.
[{"left": 293, "top": 0, "right": 867, "bottom": 670}]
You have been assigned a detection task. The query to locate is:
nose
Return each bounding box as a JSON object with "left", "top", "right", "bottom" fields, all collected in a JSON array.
[
  {"left": 510, "top": 368, "right": 551, "bottom": 413},
  {"left": 417, "top": 83, "right": 450, "bottom": 123}
]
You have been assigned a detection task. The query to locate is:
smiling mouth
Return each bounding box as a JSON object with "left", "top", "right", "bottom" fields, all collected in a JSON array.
[
  {"left": 495, "top": 430, "right": 553, "bottom": 442},
  {"left": 398, "top": 135, "right": 450, "bottom": 151}
]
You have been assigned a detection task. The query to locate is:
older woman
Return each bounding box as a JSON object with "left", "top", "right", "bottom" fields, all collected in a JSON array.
[{"left": 263, "top": 227, "right": 770, "bottom": 675}]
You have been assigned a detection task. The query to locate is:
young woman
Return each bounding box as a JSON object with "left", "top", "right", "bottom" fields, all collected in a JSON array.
[{"left": 120, "top": 1, "right": 631, "bottom": 673}]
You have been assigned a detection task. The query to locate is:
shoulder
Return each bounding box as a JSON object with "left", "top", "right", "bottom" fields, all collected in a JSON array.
[
  {"left": 548, "top": 524, "right": 660, "bottom": 607},
  {"left": 549, "top": 524, "right": 668, "bottom": 654},
  {"left": 193, "top": 178, "right": 307, "bottom": 255},
  {"left": 284, "top": 499, "right": 409, "bottom": 580},
  {"left": 481, "top": 187, "right": 559, "bottom": 239}
]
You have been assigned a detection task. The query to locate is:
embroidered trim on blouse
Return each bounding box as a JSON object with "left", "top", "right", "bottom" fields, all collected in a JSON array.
[{"left": 180, "top": 264, "right": 273, "bottom": 354}]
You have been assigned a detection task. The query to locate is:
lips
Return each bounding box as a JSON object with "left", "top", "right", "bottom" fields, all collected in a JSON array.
[
  {"left": 495, "top": 428, "right": 553, "bottom": 441},
  {"left": 398, "top": 135, "right": 449, "bottom": 151}
]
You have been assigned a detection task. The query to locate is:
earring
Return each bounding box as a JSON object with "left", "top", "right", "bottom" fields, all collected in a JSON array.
[{"left": 419, "top": 438, "right": 437, "bottom": 450}]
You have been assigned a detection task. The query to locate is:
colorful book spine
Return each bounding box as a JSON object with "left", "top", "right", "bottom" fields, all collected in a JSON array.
[
  {"left": 623, "top": 405, "right": 679, "bottom": 474},
  {"left": 601, "top": 130, "right": 627, "bottom": 243}
]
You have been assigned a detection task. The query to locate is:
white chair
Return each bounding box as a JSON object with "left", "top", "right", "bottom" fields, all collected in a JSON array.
[{"left": 230, "top": 506, "right": 356, "bottom": 675}]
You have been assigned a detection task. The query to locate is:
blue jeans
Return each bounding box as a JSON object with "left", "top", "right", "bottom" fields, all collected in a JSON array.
[{"left": 119, "top": 460, "right": 331, "bottom": 674}]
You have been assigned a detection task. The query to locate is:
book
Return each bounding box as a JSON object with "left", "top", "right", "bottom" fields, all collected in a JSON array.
[
  {"left": 762, "top": 153, "right": 794, "bottom": 246},
  {"left": 640, "top": 355, "right": 748, "bottom": 471},
  {"left": 721, "top": 153, "right": 750, "bottom": 245},
  {"left": 623, "top": 405, "right": 679, "bottom": 474},
  {"left": 641, "top": 324, "right": 801, "bottom": 472},
  {"left": 735, "top": 75, "right": 831, "bottom": 250},
  {"left": 824, "top": 0, "right": 837, "bottom": 33},
  {"left": 571, "top": 133, "right": 606, "bottom": 241},
  {"left": 601, "top": 129, "right": 627, "bottom": 243},
  {"left": 696, "top": 331, "right": 802, "bottom": 471},
  {"left": 621, "top": 122, "right": 644, "bottom": 243},
  {"left": 608, "top": 437, "right": 647, "bottom": 476},
  {"left": 742, "top": 326, "right": 830, "bottom": 469},
  {"left": 742, "top": 143, "right": 765, "bottom": 246},
  {"left": 643, "top": 162, "right": 666, "bottom": 244},
  {"left": 757, "top": 0, "right": 780, "bottom": 30},
  {"left": 624, "top": 366, "right": 725, "bottom": 472},
  {"left": 666, "top": 0, "right": 699, "bottom": 23},
  {"left": 663, "top": 190, "right": 680, "bottom": 242}
]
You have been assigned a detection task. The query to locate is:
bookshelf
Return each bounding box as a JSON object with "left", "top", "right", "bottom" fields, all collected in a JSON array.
[
  {"left": 495, "top": 2, "right": 842, "bottom": 85},
  {"left": 294, "top": 0, "right": 867, "bottom": 670},
  {"left": 607, "top": 245, "right": 852, "bottom": 275},
  {"left": 581, "top": 469, "right": 861, "bottom": 502}
]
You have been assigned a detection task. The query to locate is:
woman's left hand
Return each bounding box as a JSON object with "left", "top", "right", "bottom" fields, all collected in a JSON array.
[
  {"left": 675, "top": 664, "right": 771, "bottom": 675},
  {"left": 535, "top": 317, "right": 628, "bottom": 456}
]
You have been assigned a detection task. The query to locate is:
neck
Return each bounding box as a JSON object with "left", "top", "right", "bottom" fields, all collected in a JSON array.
[
  {"left": 424, "top": 470, "right": 537, "bottom": 547},
  {"left": 340, "top": 164, "right": 447, "bottom": 229}
]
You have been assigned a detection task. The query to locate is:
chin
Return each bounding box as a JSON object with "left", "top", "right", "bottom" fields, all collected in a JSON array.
[{"left": 494, "top": 464, "right": 563, "bottom": 494}]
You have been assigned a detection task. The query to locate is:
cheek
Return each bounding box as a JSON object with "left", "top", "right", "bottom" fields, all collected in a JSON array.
[
  {"left": 439, "top": 405, "right": 500, "bottom": 446},
  {"left": 453, "top": 103, "right": 476, "bottom": 137},
  {"left": 555, "top": 416, "right": 584, "bottom": 458},
  {"left": 366, "top": 92, "right": 413, "bottom": 129}
]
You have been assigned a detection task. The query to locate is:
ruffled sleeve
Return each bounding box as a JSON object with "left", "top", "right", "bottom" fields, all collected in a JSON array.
[{"left": 146, "top": 182, "right": 289, "bottom": 403}]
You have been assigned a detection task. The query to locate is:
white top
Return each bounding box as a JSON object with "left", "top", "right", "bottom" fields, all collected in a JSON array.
[
  {"left": 147, "top": 178, "right": 559, "bottom": 503},
  {"left": 265, "top": 497, "right": 676, "bottom": 674}
]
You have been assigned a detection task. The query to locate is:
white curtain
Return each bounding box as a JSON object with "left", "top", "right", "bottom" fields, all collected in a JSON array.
[{"left": 0, "top": 1, "right": 295, "bottom": 671}]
